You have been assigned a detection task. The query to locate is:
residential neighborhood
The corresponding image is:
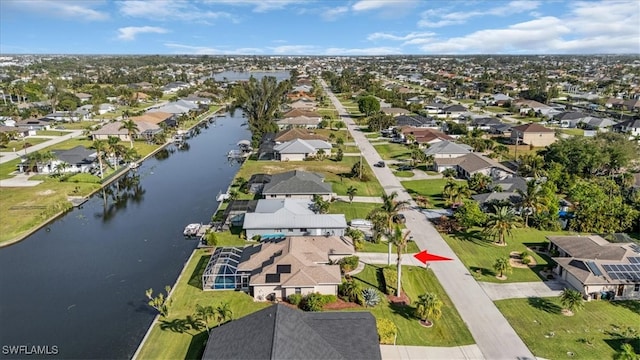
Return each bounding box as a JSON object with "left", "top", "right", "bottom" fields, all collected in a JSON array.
[{"left": 1, "top": 54, "right": 639, "bottom": 360}]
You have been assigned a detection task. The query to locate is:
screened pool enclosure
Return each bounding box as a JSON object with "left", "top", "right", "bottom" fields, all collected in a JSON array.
[{"left": 202, "top": 247, "right": 249, "bottom": 290}]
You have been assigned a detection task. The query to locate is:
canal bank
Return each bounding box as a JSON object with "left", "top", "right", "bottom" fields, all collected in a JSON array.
[
  {"left": 0, "top": 107, "right": 223, "bottom": 249},
  {"left": 0, "top": 111, "right": 251, "bottom": 359}
]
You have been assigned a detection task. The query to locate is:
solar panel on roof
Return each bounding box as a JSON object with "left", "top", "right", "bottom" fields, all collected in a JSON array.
[
  {"left": 609, "top": 273, "right": 619, "bottom": 280},
  {"left": 603, "top": 265, "right": 613, "bottom": 272},
  {"left": 630, "top": 244, "right": 640, "bottom": 253},
  {"left": 629, "top": 257, "right": 640, "bottom": 264}
]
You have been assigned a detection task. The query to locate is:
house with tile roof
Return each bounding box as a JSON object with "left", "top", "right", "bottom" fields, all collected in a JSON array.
[
  {"left": 274, "top": 128, "right": 327, "bottom": 143},
  {"left": 242, "top": 199, "right": 346, "bottom": 239},
  {"left": 425, "top": 140, "right": 473, "bottom": 159},
  {"left": 91, "top": 120, "right": 162, "bottom": 141},
  {"left": 262, "top": 170, "right": 333, "bottom": 200},
  {"left": 510, "top": 123, "right": 556, "bottom": 147},
  {"left": 202, "top": 304, "right": 381, "bottom": 360},
  {"left": 273, "top": 138, "right": 332, "bottom": 161},
  {"left": 547, "top": 235, "right": 640, "bottom": 300}
]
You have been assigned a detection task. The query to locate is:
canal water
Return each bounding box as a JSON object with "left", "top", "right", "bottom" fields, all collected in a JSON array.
[{"left": 0, "top": 113, "right": 250, "bottom": 359}]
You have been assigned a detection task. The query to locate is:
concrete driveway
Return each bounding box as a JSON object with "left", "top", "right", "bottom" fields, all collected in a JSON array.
[
  {"left": 0, "top": 173, "right": 42, "bottom": 187},
  {"left": 479, "top": 280, "right": 567, "bottom": 301}
]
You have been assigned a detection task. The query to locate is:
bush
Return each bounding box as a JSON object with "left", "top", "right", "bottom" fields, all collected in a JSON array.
[
  {"left": 362, "top": 287, "right": 381, "bottom": 307},
  {"left": 376, "top": 318, "right": 397, "bottom": 345},
  {"left": 382, "top": 267, "right": 397, "bottom": 295},
  {"left": 300, "top": 293, "right": 336, "bottom": 312},
  {"left": 520, "top": 251, "right": 532, "bottom": 265},
  {"left": 338, "top": 255, "right": 360, "bottom": 273},
  {"left": 288, "top": 294, "right": 303, "bottom": 306},
  {"left": 204, "top": 230, "right": 217, "bottom": 246}
]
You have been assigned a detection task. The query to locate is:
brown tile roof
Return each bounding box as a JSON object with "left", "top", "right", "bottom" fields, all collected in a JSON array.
[
  {"left": 275, "top": 128, "right": 327, "bottom": 142},
  {"left": 512, "top": 123, "right": 554, "bottom": 133},
  {"left": 457, "top": 153, "right": 514, "bottom": 174},
  {"left": 282, "top": 109, "right": 321, "bottom": 119},
  {"left": 400, "top": 126, "right": 453, "bottom": 143},
  {"left": 239, "top": 236, "right": 353, "bottom": 288},
  {"left": 130, "top": 111, "right": 172, "bottom": 125}
]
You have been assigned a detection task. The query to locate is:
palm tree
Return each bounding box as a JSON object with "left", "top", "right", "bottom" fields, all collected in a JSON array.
[
  {"left": 415, "top": 195, "right": 432, "bottom": 208},
  {"left": 215, "top": 302, "right": 233, "bottom": 325},
  {"left": 468, "top": 173, "right": 492, "bottom": 193},
  {"left": 119, "top": 119, "right": 139, "bottom": 149},
  {"left": 389, "top": 225, "right": 411, "bottom": 297},
  {"left": 415, "top": 293, "right": 443, "bottom": 326},
  {"left": 53, "top": 161, "right": 70, "bottom": 176},
  {"left": 614, "top": 343, "right": 639, "bottom": 360},
  {"left": 346, "top": 186, "right": 358, "bottom": 204},
  {"left": 517, "top": 180, "right": 549, "bottom": 227},
  {"left": 444, "top": 182, "right": 471, "bottom": 207},
  {"left": 92, "top": 139, "right": 107, "bottom": 178},
  {"left": 316, "top": 148, "right": 326, "bottom": 160},
  {"left": 493, "top": 257, "right": 512, "bottom": 279},
  {"left": 340, "top": 280, "right": 362, "bottom": 304},
  {"left": 559, "top": 288, "right": 584, "bottom": 315},
  {"left": 312, "top": 194, "right": 330, "bottom": 214},
  {"left": 442, "top": 168, "right": 457, "bottom": 179},
  {"left": 410, "top": 147, "right": 427, "bottom": 167},
  {"left": 484, "top": 205, "right": 520, "bottom": 246},
  {"left": 194, "top": 304, "right": 215, "bottom": 333},
  {"left": 518, "top": 154, "right": 546, "bottom": 179},
  {"left": 379, "top": 191, "right": 410, "bottom": 231}
]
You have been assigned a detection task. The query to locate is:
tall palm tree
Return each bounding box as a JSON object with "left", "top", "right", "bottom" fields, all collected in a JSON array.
[
  {"left": 444, "top": 182, "right": 471, "bottom": 207},
  {"left": 468, "top": 173, "right": 492, "bottom": 193},
  {"left": 53, "top": 161, "right": 70, "bottom": 176},
  {"left": 484, "top": 206, "right": 521, "bottom": 246},
  {"left": 415, "top": 293, "right": 443, "bottom": 326},
  {"left": 379, "top": 191, "right": 410, "bottom": 231},
  {"left": 518, "top": 154, "right": 546, "bottom": 179},
  {"left": 119, "top": 119, "right": 139, "bottom": 149},
  {"left": 493, "top": 257, "right": 512, "bottom": 278},
  {"left": 389, "top": 225, "right": 411, "bottom": 297},
  {"left": 92, "top": 139, "right": 107, "bottom": 179},
  {"left": 559, "top": 288, "right": 584, "bottom": 315},
  {"left": 517, "top": 180, "right": 549, "bottom": 227},
  {"left": 346, "top": 186, "right": 358, "bottom": 204},
  {"left": 194, "top": 304, "right": 215, "bottom": 333},
  {"left": 215, "top": 302, "right": 233, "bottom": 325}
]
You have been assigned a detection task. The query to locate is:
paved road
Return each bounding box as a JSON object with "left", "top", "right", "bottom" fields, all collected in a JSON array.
[
  {"left": 323, "top": 80, "right": 535, "bottom": 360},
  {"left": 0, "top": 130, "right": 83, "bottom": 164}
]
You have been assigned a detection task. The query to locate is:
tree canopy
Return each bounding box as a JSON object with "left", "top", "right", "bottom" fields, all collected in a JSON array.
[{"left": 357, "top": 95, "right": 381, "bottom": 117}]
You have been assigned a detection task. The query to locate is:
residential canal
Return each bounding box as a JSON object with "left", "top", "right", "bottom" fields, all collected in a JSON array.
[{"left": 0, "top": 113, "right": 251, "bottom": 359}]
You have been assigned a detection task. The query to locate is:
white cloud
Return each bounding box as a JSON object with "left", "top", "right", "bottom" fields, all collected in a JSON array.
[
  {"left": 419, "top": 1, "right": 640, "bottom": 55},
  {"left": 3, "top": 0, "right": 108, "bottom": 21},
  {"left": 321, "top": 6, "right": 349, "bottom": 21},
  {"left": 352, "top": 0, "right": 416, "bottom": 12},
  {"left": 119, "top": 1, "right": 234, "bottom": 22},
  {"left": 164, "top": 42, "right": 263, "bottom": 54},
  {"left": 418, "top": 0, "right": 540, "bottom": 27},
  {"left": 270, "top": 45, "right": 319, "bottom": 55},
  {"left": 204, "top": 0, "right": 306, "bottom": 12},
  {"left": 118, "top": 26, "right": 168, "bottom": 41},
  {"left": 367, "top": 31, "right": 435, "bottom": 42}
]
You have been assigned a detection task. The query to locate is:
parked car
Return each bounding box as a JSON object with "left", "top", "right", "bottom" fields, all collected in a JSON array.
[
  {"left": 397, "top": 164, "right": 414, "bottom": 171},
  {"left": 374, "top": 161, "right": 386, "bottom": 168}
]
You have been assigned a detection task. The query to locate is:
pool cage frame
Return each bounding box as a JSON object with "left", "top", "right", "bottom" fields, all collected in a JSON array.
[{"left": 202, "top": 247, "right": 249, "bottom": 290}]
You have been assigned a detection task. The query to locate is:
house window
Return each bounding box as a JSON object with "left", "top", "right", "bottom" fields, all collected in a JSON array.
[
  {"left": 635, "top": 284, "right": 640, "bottom": 292},
  {"left": 285, "top": 194, "right": 291, "bottom": 198},
  {"left": 270, "top": 195, "right": 277, "bottom": 198},
  {"left": 288, "top": 229, "right": 294, "bottom": 232},
  {"left": 275, "top": 229, "right": 281, "bottom": 232},
  {"left": 301, "top": 228, "right": 308, "bottom": 232},
  {"left": 295, "top": 288, "right": 301, "bottom": 295}
]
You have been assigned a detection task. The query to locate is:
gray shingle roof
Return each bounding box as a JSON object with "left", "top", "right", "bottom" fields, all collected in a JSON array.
[
  {"left": 262, "top": 170, "right": 332, "bottom": 195},
  {"left": 202, "top": 304, "right": 382, "bottom": 360},
  {"left": 424, "top": 140, "right": 473, "bottom": 156},
  {"left": 52, "top": 146, "right": 96, "bottom": 165},
  {"left": 273, "top": 139, "right": 331, "bottom": 154}
]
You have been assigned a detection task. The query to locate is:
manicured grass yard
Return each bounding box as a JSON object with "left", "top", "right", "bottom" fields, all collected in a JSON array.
[
  {"left": 394, "top": 170, "right": 414, "bottom": 178},
  {"left": 0, "top": 158, "right": 21, "bottom": 179},
  {"left": 359, "top": 240, "right": 421, "bottom": 254},
  {"left": 6, "top": 137, "right": 50, "bottom": 150},
  {"left": 136, "top": 249, "right": 270, "bottom": 360},
  {"left": 442, "top": 228, "right": 567, "bottom": 283},
  {"left": 401, "top": 178, "right": 464, "bottom": 208},
  {"left": 496, "top": 298, "right": 640, "bottom": 359},
  {"left": 351, "top": 264, "right": 474, "bottom": 346},
  {"left": 560, "top": 128, "right": 585, "bottom": 137},
  {"left": 327, "top": 201, "right": 379, "bottom": 221},
  {"left": 373, "top": 143, "right": 411, "bottom": 160},
  {"left": 234, "top": 157, "right": 384, "bottom": 197}
]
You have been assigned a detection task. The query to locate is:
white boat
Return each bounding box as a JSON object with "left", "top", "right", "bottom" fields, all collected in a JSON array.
[
  {"left": 183, "top": 223, "right": 201, "bottom": 236},
  {"left": 216, "top": 192, "right": 230, "bottom": 202},
  {"left": 129, "top": 162, "right": 140, "bottom": 169}
]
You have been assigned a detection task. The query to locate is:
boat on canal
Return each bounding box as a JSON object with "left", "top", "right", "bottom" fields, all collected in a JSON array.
[{"left": 183, "top": 223, "right": 201, "bottom": 237}]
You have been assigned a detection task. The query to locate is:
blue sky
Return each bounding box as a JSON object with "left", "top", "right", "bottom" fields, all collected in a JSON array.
[{"left": 1, "top": 0, "right": 639, "bottom": 55}]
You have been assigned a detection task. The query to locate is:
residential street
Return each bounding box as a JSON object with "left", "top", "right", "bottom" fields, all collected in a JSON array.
[
  {"left": 0, "top": 130, "right": 83, "bottom": 164},
  {"left": 322, "top": 80, "right": 535, "bottom": 360}
]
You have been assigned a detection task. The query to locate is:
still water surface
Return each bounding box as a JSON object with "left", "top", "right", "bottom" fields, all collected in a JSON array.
[{"left": 0, "top": 113, "right": 250, "bottom": 359}]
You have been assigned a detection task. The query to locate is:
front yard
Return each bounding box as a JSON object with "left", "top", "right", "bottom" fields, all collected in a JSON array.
[
  {"left": 401, "top": 178, "right": 464, "bottom": 208},
  {"left": 496, "top": 298, "right": 640, "bottom": 359},
  {"left": 373, "top": 143, "right": 411, "bottom": 160},
  {"left": 442, "top": 228, "right": 567, "bottom": 283},
  {"left": 234, "top": 156, "right": 384, "bottom": 197},
  {"left": 351, "top": 264, "right": 474, "bottom": 346}
]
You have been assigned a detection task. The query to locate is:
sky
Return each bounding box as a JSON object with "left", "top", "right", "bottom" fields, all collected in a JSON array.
[{"left": 1, "top": 0, "right": 639, "bottom": 55}]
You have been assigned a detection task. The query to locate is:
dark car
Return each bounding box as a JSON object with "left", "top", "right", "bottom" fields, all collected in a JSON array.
[
  {"left": 392, "top": 214, "right": 406, "bottom": 224},
  {"left": 374, "top": 161, "right": 386, "bottom": 168},
  {"left": 397, "top": 165, "right": 414, "bottom": 171}
]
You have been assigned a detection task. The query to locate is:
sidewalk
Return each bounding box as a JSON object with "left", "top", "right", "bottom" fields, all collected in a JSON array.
[{"left": 323, "top": 80, "right": 535, "bottom": 360}]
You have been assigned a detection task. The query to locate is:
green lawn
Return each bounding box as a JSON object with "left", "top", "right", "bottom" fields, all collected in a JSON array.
[
  {"left": 234, "top": 157, "right": 384, "bottom": 197},
  {"left": 0, "top": 158, "right": 21, "bottom": 179},
  {"left": 6, "top": 137, "right": 50, "bottom": 150},
  {"left": 496, "top": 298, "right": 640, "bottom": 360},
  {"left": 442, "top": 227, "right": 568, "bottom": 283},
  {"left": 55, "top": 121, "right": 101, "bottom": 130},
  {"left": 136, "top": 249, "right": 270, "bottom": 360},
  {"left": 327, "top": 201, "right": 379, "bottom": 221},
  {"left": 401, "top": 179, "right": 464, "bottom": 208},
  {"left": 360, "top": 240, "right": 421, "bottom": 254},
  {"left": 373, "top": 143, "right": 411, "bottom": 160},
  {"left": 351, "top": 265, "right": 474, "bottom": 346},
  {"left": 394, "top": 171, "right": 414, "bottom": 178},
  {"left": 36, "top": 130, "right": 68, "bottom": 136},
  {"left": 560, "top": 128, "right": 585, "bottom": 137}
]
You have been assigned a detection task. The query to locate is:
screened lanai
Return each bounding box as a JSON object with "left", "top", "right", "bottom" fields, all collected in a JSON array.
[{"left": 202, "top": 247, "right": 249, "bottom": 290}]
